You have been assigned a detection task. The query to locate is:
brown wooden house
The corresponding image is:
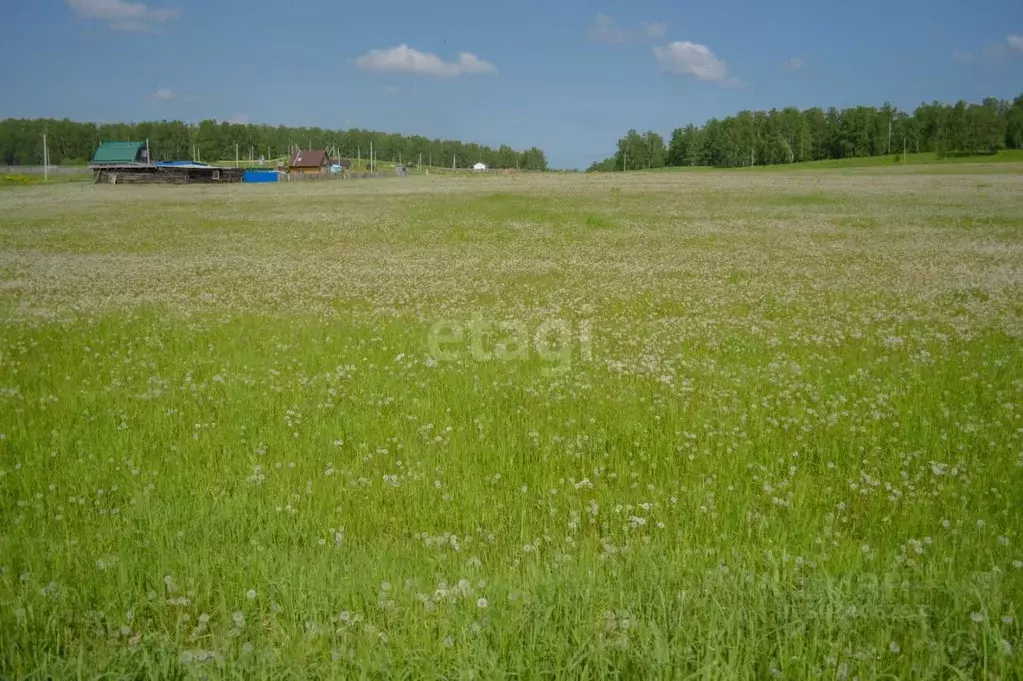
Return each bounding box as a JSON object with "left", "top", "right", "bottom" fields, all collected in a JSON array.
[{"left": 288, "top": 149, "right": 330, "bottom": 175}]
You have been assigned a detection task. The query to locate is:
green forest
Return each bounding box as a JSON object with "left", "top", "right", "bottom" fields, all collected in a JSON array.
[
  {"left": 588, "top": 95, "right": 1023, "bottom": 171},
  {"left": 0, "top": 118, "right": 549, "bottom": 171}
]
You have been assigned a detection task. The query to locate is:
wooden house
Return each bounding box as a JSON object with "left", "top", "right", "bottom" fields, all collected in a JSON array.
[{"left": 288, "top": 149, "right": 330, "bottom": 175}]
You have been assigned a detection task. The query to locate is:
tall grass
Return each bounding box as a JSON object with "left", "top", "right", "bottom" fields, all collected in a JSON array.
[{"left": 1, "top": 170, "right": 1021, "bottom": 678}]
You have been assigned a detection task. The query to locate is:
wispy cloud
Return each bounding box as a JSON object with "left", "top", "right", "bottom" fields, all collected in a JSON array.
[
  {"left": 654, "top": 41, "right": 740, "bottom": 86},
  {"left": 641, "top": 21, "right": 668, "bottom": 39},
  {"left": 67, "top": 0, "right": 177, "bottom": 31},
  {"left": 951, "top": 49, "right": 971, "bottom": 62},
  {"left": 984, "top": 42, "right": 1007, "bottom": 60},
  {"left": 982, "top": 34, "right": 1023, "bottom": 60},
  {"left": 355, "top": 44, "right": 497, "bottom": 77},
  {"left": 587, "top": 14, "right": 667, "bottom": 45},
  {"left": 152, "top": 87, "right": 208, "bottom": 103},
  {"left": 780, "top": 57, "right": 805, "bottom": 72},
  {"left": 228, "top": 114, "right": 250, "bottom": 125}
]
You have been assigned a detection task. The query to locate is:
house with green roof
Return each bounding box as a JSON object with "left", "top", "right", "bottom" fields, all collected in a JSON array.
[{"left": 90, "top": 141, "right": 149, "bottom": 166}]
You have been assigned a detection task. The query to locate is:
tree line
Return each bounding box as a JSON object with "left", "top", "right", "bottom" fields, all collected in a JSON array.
[
  {"left": 0, "top": 118, "right": 549, "bottom": 171},
  {"left": 588, "top": 95, "right": 1023, "bottom": 171}
]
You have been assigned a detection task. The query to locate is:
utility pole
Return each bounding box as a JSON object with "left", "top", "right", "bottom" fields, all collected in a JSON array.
[
  {"left": 146, "top": 138, "right": 151, "bottom": 165},
  {"left": 235, "top": 143, "right": 239, "bottom": 168},
  {"left": 888, "top": 117, "right": 893, "bottom": 155},
  {"left": 370, "top": 141, "right": 374, "bottom": 172},
  {"left": 42, "top": 133, "right": 48, "bottom": 181},
  {"left": 357, "top": 146, "right": 361, "bottom": 170},
  {"left": 622, "top": 149, "right": 626, "bottom": 172}
]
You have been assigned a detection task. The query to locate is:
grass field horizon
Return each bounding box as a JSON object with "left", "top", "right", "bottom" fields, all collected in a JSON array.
[
  {"left": 6, "top": 147, "right": 1023, "bottom": 182},
  {"left": 1, "top": 167, "right": 1021, "bottom": 678},
  {"left": 615, "top": 148, "right": 1023, "bottom": 174}
]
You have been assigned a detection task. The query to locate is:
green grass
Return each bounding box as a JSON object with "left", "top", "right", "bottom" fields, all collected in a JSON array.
[
  {"left": 0, "top": 167, "right": 1021, "bottom": 678},
  {"left": 0, "top": 173, "right": 93, "bottom": 188},
  {"left": 641, "top": 148, "right": 1023, "bottom": 173},
  {"left": 0, "top": 173, "right": 44, "bottom": 186}
]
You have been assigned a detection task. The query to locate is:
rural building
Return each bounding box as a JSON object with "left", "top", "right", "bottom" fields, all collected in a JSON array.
[
  {"left": 90, "top": 141, "right": 150, "bottom": 165},
  {"left": 89, "top": 141, "right": 243, "bottom": 185},
  {"left": 92, "top": 161, "right": 244, "bottom": 185},
  {"left": 289, "top": 149, "right": 330, "bottom": 175},
  {"left": 473, "top": 162, "right": 487, "bottom": 172},
  {"left": 329, "top": 159, "right": 352, "bottom": 174}
]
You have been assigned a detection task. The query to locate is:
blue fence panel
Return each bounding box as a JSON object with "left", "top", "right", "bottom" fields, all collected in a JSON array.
[{"left": 243, "top": 170, "right": 279, "bottom": 183}]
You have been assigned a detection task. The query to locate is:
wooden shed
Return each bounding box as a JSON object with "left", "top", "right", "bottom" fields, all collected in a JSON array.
[{"left": 288, "top": 149, "right": 329, "bottom": 175}]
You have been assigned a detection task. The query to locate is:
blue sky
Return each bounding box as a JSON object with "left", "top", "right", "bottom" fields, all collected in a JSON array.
[{"left": 1, "top": 0, "right": 1021, "bottom": 168}]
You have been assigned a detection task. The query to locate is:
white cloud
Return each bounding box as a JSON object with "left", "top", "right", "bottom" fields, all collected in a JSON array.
[
  {"left": 951, "top": 49, "right": 971, "bottom": 62},
  {"left": 588, "top": 14, "right": 668, "bottom": 44},
  {"left": 654, "top": 41, "right": 731, "bottom": 83},
  {"left": 154, "top": 87, "right": 174, "bottom": 100},
  {"left": 228, "top": 114, "right": 250, "bottom": 125},
  {"left": 355, "top": 44, "right": 497, "bottom": 77},
  {"left": 641, "top": 21, "right": 668, "bottom": 39},
  {"left": 67, "top": 0, "right": 176, "bottom": 31},
  {"left": 781, "top": 57, "right": 805, "bottom": 71},
  {"left": 1009, "top": 34, "right": 1023, "bottom": 52}
]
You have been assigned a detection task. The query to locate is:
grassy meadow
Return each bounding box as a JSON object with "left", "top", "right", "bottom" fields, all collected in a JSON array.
[
  {"left": 1, "top": 167, "right": 1022, "bottom": 679},
  {"left": 649, "top": 149, "right": 1023, "bottom": 173}
]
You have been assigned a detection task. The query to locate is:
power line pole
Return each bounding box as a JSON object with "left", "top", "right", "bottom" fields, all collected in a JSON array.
[
  {"left": 42, "top": 133, "right": 48, "bottom": 181},
  {"left": 235, "top": 143, "right": 239, "bottom": 168}
]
